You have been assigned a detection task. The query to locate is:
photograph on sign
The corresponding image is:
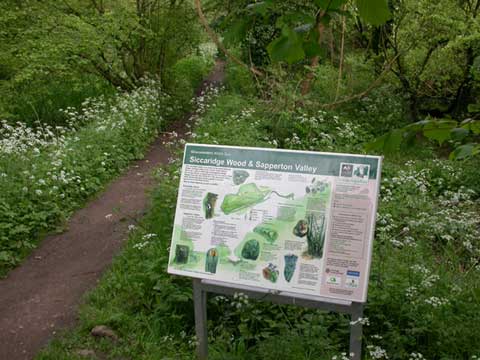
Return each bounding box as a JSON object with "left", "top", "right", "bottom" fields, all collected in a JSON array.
[{"left": 168, "top": 144, "right": 382, "bottom": 302}]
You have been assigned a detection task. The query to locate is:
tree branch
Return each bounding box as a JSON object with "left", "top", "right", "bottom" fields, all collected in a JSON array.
[
  {"left": 414, "top": 40, "right": 448, "bottom": 87},
  {"left": 335, "top": 8, "right": 346, "bottom": 101}
]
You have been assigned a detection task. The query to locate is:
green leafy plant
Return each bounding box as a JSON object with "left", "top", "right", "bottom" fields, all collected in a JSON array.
[
  {"left": 366, "top": 118, "right": 480, "bottom": 160},
  {"left": 214, "top": 0, "right": 391, "bottom": 65}
]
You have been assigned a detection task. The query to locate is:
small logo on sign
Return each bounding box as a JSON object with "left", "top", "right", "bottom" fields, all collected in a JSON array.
[
  {"left": 327, "top": 275, "right": 341, "bottom": 286},
  {"left": 340, "top": 163, "right": 353, "bottom": 177},
  {"left": 345, "top": 277, "right": 359, "bottom": 288}
]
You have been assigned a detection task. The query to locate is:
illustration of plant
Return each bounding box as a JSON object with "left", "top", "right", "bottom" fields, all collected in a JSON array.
[
  {"left": 306, "top": 213, "right": 326, "bottom": 258},
  {"left": 203, "top": 192, "right": 218, "bottom": 219}
]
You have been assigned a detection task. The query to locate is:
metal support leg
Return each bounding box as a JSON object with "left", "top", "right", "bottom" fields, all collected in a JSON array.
[
  {"left": 349, "top": 302, "right": 364, "bottom": 360},
  {"left": 193, "top": 279, "right": 208, "bottom": 359},
  {"left": 192, "top": 279, "right": 364, "bottom": 360}
]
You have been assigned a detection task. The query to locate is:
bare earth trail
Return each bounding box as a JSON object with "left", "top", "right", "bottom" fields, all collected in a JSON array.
[{"left": 0, "top": 61, "right": 225, "bottom": 360}]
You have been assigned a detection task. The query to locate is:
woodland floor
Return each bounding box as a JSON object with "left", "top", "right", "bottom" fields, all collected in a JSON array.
[{"left": 0, "top": 61, "right": 225, "bottom": 360}]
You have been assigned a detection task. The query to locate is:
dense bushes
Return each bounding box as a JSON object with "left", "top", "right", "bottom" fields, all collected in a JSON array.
[{"left": 224, "top": 63, "right": 258, "bottom": 96}]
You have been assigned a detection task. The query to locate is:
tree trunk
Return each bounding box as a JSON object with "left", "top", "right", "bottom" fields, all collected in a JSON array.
[
  {"left": 449, "top": 46, "right": 475, "bottom": 117},
  {"left": 408, "top": 94, "right": 419, "bottom": 122},
  {"left": 300, "top": 12, "right": 325, "bottom": 95}
]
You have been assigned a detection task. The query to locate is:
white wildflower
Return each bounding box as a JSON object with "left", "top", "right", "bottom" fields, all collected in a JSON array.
[{"left": 367, "top": 345, "right": 389, "bottom": 359}]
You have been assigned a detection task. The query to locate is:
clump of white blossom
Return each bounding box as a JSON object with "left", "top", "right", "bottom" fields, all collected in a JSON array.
[
  {"left": 409, "top": 352, "right": 425, "bottom": 359},
  {"left": 231, "top": 292, "right": 249, "bottom": 309},
  {"left": 278, "top": 111, "right": 364, "bottom": 151},
  {"left": 331, "top": 352, "right": 351, "bottom": 360},
  {"left": 367, "top": 345, "right": 389, "bottom": 359}
]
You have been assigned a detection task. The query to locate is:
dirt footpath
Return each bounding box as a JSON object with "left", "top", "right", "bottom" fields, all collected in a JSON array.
[{"left": 0, "top": 61, "right": 225, "bottom": 360}]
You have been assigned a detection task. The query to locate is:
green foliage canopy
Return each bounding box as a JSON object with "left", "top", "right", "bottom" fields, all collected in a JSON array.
[
  {"left": 208, "top": 0, "right": 391, "bottom": 65},
  {"left": 0, "top": 0, "right": 202, "bottom": 124}
]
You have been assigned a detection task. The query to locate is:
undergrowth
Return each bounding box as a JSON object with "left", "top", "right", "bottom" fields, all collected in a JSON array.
[{"left": 37, "top": 80, "right": 480, "bottom": 359}]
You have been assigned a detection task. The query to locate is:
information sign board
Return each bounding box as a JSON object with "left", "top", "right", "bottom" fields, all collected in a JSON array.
[{"left": 168, "top": 144, "right": 382, "bottom": 302}]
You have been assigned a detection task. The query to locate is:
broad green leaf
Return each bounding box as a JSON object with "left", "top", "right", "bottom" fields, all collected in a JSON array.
[
  {"left": 449, "top": 143, "right": 476, "bottom": 160},
  {"left": 450, "top": 127, "right": 469, "bottom": 141},
  {"left": 423, "top": 128, "right": 452, "bottom": 144},
  {"left": 364, "top": 129, "right": 403, "bottom": 154},
  {"left": 403, "top": 129, "right": 418, "bottom": 147},
  {"left": 384, "top": 129, "right": 404, "bottom": 153},
  {"left": 294, "top": 23, "right": 314, "bottom": 33},
  {"left": 460, "top": 119, "right": 480, "bottom": 132},
  {"left": 356, "top": 0, "right": 391, "bottom": 26},
  {"left": 422, "top": 120, "right": 457, "bottom": 144},
  {"left": 267, "top": 28, "right": 305, "bottom": 64},
  {"left": 461, "top": 120, "right": 480, "bottom": 134},
  {"left": 405, "top": 120, "right": 429, "bottom": 132},
  {"left": 467, "top": 103, "right": 480, "bottom": 113},
  {"left": 364, "top": 133, "right": 388, "bottom": 152},
  {"left": 475, "top": 144, "right": 480, "bottom": 156},
  {"left": 303, "top": 41, "right": 326, "bottom": 58},
  {"left": 416, "top": 119, "right": 432, "bottom": 126}
]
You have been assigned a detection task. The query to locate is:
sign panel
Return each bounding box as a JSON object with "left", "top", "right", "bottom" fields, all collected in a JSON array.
[{"left": 168, "top": 144, "right": 382, "bottom": 302}]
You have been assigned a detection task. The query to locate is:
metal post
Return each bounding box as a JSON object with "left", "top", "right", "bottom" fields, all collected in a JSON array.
[
  {"left": 193, "top": 279, "right": 208, "bottom": 359},
  {"left": 193, "top": 279, "right": 365, "bottom": 360},
  {"left": 349, "top": 302, "right": 364, "bottom": 360}
]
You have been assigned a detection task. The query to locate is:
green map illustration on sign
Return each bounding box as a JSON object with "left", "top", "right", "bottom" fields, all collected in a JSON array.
[
  {"left": 221, "top": 183, "right": 294, "bottom": 214},
  {"left": 170, "top": 178, "right": 332, "bottom": 270},
  {"left": 253, "top": 225, "right": 278, "bottom": 244},
  {"left": 284, "top": 254, "right": 298, "bottom": 282},
  {"left": 241, "top": 239, "right": 260, "bottom": 260}
]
